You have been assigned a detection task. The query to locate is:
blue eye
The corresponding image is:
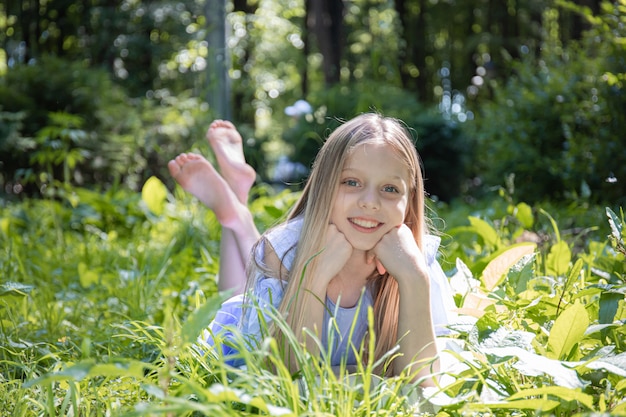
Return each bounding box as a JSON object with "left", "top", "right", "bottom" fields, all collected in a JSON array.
[
  {"left": 383, "top": 185, "right": 399, "bottom": 193},
  {"left": 343, "top": 179, "right": 359, "bottom": 187}
]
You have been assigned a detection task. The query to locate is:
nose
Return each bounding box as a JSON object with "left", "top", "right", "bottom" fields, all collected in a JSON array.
[{"left": 358, "top": 187, "right": 380, "bottom": 210}]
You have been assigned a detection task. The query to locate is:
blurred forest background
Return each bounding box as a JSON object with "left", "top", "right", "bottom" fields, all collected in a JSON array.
[{"left": 0, "top": 0, "right": 624, "bottom": 205}]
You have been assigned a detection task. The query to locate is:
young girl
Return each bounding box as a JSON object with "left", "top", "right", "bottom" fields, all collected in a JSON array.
[{"left": 168, "top": 114, "right": 455, "bottom": 385}]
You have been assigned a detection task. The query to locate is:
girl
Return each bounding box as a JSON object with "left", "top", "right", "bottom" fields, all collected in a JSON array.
[{"left": 168, "top": 114, "right": 455, "bottom": 385}]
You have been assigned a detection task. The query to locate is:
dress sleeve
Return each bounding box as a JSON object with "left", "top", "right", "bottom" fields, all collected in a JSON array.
[
  {"left": 196, "top": 294, "right": 244, "bottom": 365},
  {"left": 424, "top": 235, "right": 457, "bottom": 336},
  {"left": 196, "top": 277, "right": 286, "bottom": 367}
]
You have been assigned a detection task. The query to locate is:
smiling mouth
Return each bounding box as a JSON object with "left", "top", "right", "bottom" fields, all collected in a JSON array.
[{"left": 349, "top": 218, "right": 382, "bottom": 229}]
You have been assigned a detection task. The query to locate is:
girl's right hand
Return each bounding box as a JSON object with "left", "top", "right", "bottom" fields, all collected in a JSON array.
[{"left": 317, "top": 224, "right": 353, "bottom": 281}]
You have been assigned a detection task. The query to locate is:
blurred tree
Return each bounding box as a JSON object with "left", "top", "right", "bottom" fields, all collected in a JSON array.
[
  {"left": 308, "top": 0, "right": 344, "bottom": 85},
  {"left": 206, "top": 0, "right": 231, "bottom": 119}
]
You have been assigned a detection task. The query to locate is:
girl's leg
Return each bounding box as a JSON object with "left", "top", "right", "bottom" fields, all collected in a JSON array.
[
  {"left": 205, "top": 121, "right": 259, "bottom": 294},
  {"left": 167, "top": 153, "right": 258, "bottom": 295},
  {"left": 168, "top": 121, "right": 258, "bottom": 295}
]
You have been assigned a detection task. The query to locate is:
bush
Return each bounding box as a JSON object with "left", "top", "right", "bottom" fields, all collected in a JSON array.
[
  {"left": 467, "top": 5, "right": 626, "bottom": 206},
  {"left": 0, "top": 56, "right": 209, "bottom": 197}
]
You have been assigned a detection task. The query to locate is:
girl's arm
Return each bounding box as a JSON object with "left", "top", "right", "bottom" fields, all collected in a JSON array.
[
  {"left": 372, "top": 225, "right": 439, "bottom": 385},
  {"left": 294, "top": 224, "right": 353, "bottom": 361}
]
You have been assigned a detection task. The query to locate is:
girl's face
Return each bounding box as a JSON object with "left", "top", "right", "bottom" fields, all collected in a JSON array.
[{"left": 330, "top": 142, "right": 411, "bottom": 252}]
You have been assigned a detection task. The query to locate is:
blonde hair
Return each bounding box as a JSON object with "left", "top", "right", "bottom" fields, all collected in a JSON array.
[{"left": 251, "top": 112, "right": 430, "bottom": 373}]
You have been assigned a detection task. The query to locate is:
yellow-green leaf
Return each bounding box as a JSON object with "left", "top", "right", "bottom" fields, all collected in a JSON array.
[
  {"left": 481, "top": 243, "right": 536, "bottom": 291},
  {"left": 515, "top": 202, "right": 534, "bottom": 229},
  {"left": 545, "top": 240, "right": 571, "bottom": 276},
  {"left": 468, "top": 216, "right": 498, "bottom": 248},
  {"left": 547, "top": 302, "right": 589, "bottom": 359},
  {"left": 142, "top": 176, "right": 167, "bottom": 216},
  {"left": 78, "top": 262, "right": 99, "bottom": 288}
]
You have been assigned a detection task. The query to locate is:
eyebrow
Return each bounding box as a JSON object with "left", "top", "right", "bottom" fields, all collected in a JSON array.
[{"left": 341, "top": 167, "right": 406, "bottom": 182}]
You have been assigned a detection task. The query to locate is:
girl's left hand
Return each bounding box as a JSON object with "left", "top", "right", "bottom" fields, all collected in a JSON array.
[{"left": 370, "top": 224, "right": 429, "bottom": 286}]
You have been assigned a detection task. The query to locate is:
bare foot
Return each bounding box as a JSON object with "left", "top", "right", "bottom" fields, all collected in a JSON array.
[
  {"left": 206, "top": 120, "right": 256, "bottom": 203},
  {"left": 167, "top": 153, "right": 240, "bottom": 228}
]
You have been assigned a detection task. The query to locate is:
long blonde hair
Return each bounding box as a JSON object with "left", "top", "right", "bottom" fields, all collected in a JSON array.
[{"left": 251, "top": 113, "right": 429, "bottom": 371}]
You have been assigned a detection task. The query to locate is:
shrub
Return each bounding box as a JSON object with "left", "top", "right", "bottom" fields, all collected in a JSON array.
[
  {"left": 0, "top": 56, "right": 209, "bottom": 197},
  {"left": 467, "top": 5, "right": 626, "bottom": 206}
]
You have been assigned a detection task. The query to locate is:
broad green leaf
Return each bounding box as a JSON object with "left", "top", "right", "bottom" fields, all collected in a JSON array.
[
  {"left": 509, "top": 253, "right": 536, "bottom": 294},
  {"left": 599, "top": 291, "right": 624, "bottom": 325},
  {"left": 515, "top": 202, "right": 534, "bottom": 228},
  {"left": 481, "top": 243, "right": 536, "bottom": 291},
  {"left": 78, "top": 262, "right": 99, "bottom": 288},
  {"left": 468, "top": 216, "right": 498, "bottom": 248},
  {"left": 142, "top": 176, "right": 167, "bottom": 216},
  {"left": 509, "top": 386, "right": 594, "bottom": 410},
  {"left": 474, "top": 311, "right": 501, "bottom": 342},
  {"left": 547, "top": 302, "right": 589, "bottom": 360},
  {"left": 545, "top": 240, "right": 571, "bottom": 276},
  {"left": 181, "top": 292, "right": 231, "bottom": 345}
]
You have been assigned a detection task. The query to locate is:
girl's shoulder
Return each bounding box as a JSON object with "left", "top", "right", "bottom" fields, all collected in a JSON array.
[
  {"left": 253, "top": 215, "right": 304, "bottom": 276},
  {"left": 262, "top": 215, "right": 304, "bottom": 258}
]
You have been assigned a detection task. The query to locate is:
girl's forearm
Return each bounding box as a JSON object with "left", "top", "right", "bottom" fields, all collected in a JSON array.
[
  {"left": 395, "top": 278, "right": 440, "bottom": 385},
  {"left": 286, "top": 276, "right": 327, "bottom": 370}
]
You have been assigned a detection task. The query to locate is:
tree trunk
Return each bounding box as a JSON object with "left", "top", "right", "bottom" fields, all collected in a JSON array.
[
  {"left": 206, "top": 0, "right": 231, "bottom": 120},
  {"left": 309, "top": 0, "right": 344, "bottom": 86}
]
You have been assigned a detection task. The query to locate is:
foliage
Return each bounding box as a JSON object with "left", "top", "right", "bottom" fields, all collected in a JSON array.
[
  {"left": 1, "top": 177, "right": 624, "bottom": 415},
  {"left": 466, "top": 3, "right": 626, "bottom": 205},
  {"left": 0, "top": 55, "right": 211, "bottom": 197}
]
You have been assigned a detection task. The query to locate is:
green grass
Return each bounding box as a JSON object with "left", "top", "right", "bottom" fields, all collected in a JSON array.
[{"left": 1, "top": 179, "right": 625, "bottom": 416}]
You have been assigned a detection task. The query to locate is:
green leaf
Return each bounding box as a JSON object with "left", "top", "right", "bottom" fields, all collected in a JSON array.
[
  {"left": 142, "top": 176, "right": 168, "bottom": 216},
  {"left": 264, "top": 204, "right": 284, "bottom": 219},
  {"left": 78, "top": 262, "right": 99, "bottom": 288},
  {"left": 547, "top": 302, "right": 589, "bottom": 360},
  {"left": 599, "top": 290, "right": 624, "bottom": 325},
  {"left": 545, "top": 240, "right": 571, "bottom": 276},
  {"left": 515, "top": 202, "right": 534, "bottom": 229},
  {"left": 0, "top": 217, "right": 9, "bottom": 236},
  {"left": 509, "top": 253, "right": 536, "bottom": 294},
  {"left": 563, "top": 258, "right": 583, "bottom": 295},
  {"left": 468, "top": 216, "right": 498, "bottom": 248},
  {"left": 181, "top": 292, "right": 231, "bottom": 345}
]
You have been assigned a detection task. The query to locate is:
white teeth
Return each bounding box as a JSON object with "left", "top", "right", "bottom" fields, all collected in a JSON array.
[{"left": 351, "top": 218, "right": 379, "bottom": 228}]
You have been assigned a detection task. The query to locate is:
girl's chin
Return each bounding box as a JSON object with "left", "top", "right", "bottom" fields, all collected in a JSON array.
[{"left": 346, "top": 239, "right": 377, "bottom": 253}]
